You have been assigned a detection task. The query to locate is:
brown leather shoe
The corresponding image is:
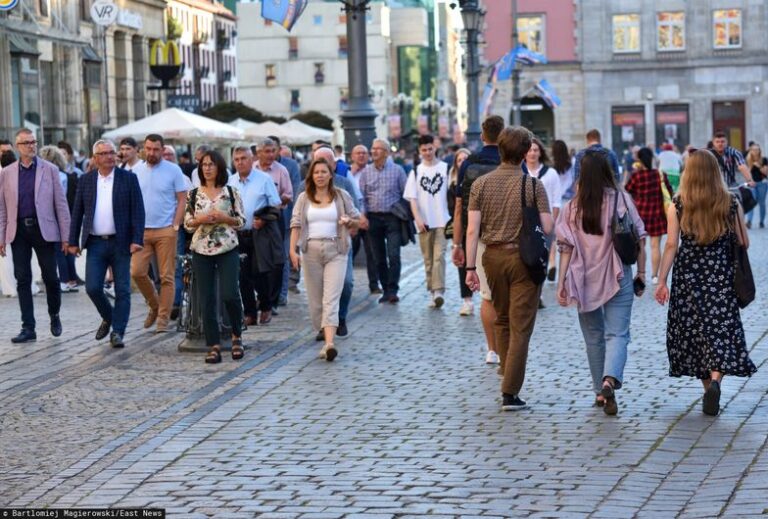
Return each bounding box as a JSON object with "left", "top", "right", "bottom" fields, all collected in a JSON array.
[
  {"left": 259, "top": 310, "right": 272, "bottom": 324},
  {"left": 244, "top": 315, "right": 258, "bottom": 327},
  {"left": 144, "top": 309, "right": 158, "bottom": 328}
]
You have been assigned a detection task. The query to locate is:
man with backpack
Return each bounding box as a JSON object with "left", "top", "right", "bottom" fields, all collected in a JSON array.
[{"left": 451, "top": 115, "right": 504, "bottom": 365}]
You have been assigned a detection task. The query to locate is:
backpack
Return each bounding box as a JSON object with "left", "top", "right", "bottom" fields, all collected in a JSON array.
[{"left": 460, "top": 154, "right": 499, "bottom": 229}]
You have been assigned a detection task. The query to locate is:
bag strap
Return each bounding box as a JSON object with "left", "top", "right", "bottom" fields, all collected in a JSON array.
[
  {"left": 188, "top": 188, "right": 199, "bottom": 215},
  {"left": 226, "top": 185, "right": 236, "bottom": 217},
  {"left": 613, "top": 189, "right": 619, "bottom": 218},
  {"left": 521, "top": 172, "right": 528, "bottom": 207}
]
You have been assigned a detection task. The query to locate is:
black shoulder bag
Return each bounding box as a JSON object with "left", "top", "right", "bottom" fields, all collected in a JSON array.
[
  {"left": 611, "top": 191, "right": 640, "bottom": 265},
  {"left": 732, "top": 212, "right": 755, "bottom": 308},
  {"left": 519, "top": 175, "right": 548, "bottom": 285}
]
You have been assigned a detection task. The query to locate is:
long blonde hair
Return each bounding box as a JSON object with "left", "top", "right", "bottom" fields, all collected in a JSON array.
[
  {"left": 449, "top": 148, "right": 471, "bottom": 186},
  {"left": 679, "top": 150, "right": 732, "bottom": 245},
  {"left": 746, "top": 144, "right": 763, "bottom": 170}
]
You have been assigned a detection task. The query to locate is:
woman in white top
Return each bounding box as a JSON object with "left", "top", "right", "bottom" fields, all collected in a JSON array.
[
  {"left": 525, "top": 138, "right": 561, "bottom": 302},
  {"left": 290, "top": 159, "right": 360, "bottom": 361},
  {"left": 549, "top": 140, "right": 574, "bottom": 282}
]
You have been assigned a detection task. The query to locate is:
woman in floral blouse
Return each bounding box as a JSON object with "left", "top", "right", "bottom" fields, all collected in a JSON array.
[{"left": 184, "top": 150, "right": 246, "bottom": 364}]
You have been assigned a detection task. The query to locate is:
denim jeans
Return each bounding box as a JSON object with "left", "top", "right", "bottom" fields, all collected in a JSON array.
[
  {"left": 747, "top": 182, "right": 768, "bottom": 226},
  {"left": 11, "top": 222, "right": 61, "bottom": 330},
  {"left": 85, "top": 236, "right": 132, "bottom": 334},
  {"left": 367, "top": 212, "right": 402, "bottom": 297},
  {"left": 338, "top": 249, "right": 354, "bottom": 321},
  {"left": 173, "top": 227, "right": 186, "bottom": 307},
  {"left": 577, "top": 265, "right": 634, "bottom": 393}
]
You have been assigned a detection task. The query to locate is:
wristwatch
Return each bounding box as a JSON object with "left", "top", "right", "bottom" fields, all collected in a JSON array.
[{"left": 452, "top": 243, "right": 463, "bottom": 250}]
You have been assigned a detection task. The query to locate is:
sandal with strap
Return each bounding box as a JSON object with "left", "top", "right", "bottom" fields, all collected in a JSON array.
[
  {"left": 231, "top": 337, "right": 244, "bottom": 361},
  {"left": 205, "top": 346, "right": 222, "bottom": 364}
]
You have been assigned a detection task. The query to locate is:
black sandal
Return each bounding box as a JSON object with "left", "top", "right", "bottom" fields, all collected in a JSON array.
[
  {"left": 205, "top": 346, "right": 222, "bottom": 364},
  {"left": 231, "top": 337, "right": 244, "bottom": 360}
]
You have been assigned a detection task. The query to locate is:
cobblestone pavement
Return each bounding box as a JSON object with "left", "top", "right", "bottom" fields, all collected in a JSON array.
[{"left": 1, "top": 232, "right": 768, "bottom": 518}]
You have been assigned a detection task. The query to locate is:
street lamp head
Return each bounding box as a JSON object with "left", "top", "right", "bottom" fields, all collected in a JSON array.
[{"left": 460, "top": 1, "right": 485, "bottom": 32}]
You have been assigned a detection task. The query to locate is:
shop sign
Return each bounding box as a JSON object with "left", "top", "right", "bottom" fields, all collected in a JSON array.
[
  {"left": 117, "top": 10, "right": 143, "bottom": 30},
  {"left": 168, "top": 95, "right": 201, "bottom": 114},
  {"left": 91, "top": 0, "right": 119, "bottom": 26},
  {"left": 0, "top": 0, "right": 20, "bottom": 12}
]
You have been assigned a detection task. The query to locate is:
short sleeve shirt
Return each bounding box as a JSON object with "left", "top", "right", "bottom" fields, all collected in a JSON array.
[
  {"left": 134, "top": 159, "right": 188, "bottom": 228},
  {"left": 468, "top": 164, "right": 550, "bottom": 245}
]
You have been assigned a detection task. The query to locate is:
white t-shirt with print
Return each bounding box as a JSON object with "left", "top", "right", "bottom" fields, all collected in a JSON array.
[{"left": 404, "top": 160, "right": 451, "bottom": 229}]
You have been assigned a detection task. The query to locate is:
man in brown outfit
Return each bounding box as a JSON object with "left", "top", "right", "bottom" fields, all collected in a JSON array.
[{"left": 465, "top": 126, "right": 553, "bottom": 411}]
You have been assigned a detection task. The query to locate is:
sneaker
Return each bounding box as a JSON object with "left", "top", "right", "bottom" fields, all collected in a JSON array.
[
  {"left": 501, "top": 393, "right": 528, "bottom": 411},
  {"left": 547, "top": 267, "right": 556, "bottom": 282},
  {"left": 336, "top": 319, "right": 348, "bottom": 337},
  {"left": 485, "top": 350, "right": 500, "bottom": 365},
  {"left": 459, "top": 301, "right": 474, "bottom": 316},
  {"left": 703, "top": 380, "right": 721, "bottom": 416},
  {"left": 433, "top": 293, "right": 444, "bottom": 309},
  {"left": 104, "top": 284, "right": 116, "bottom": 299},
  {"left": 428, "top": 297, "right": 437, "bottom": 309},
  {"left": 318, "top": 345, "right": 328, "bottom": 359},
  {"left": 60, "top": 283, "right": 72, "bottom": 293}
]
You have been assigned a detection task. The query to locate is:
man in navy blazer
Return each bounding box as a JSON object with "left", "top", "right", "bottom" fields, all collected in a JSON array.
[{"left": 69, "top": 139, "right": 145, "bottom": 348}]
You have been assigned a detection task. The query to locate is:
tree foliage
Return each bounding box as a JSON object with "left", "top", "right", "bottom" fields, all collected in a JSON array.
[
  {"left": 291, "top": 111, "right": 334, "bottom": 130},
  {"left": 202, "top": 102, "right": 286, "bottom": 124}
]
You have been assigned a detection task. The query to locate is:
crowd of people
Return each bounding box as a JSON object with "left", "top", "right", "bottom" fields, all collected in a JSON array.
[{"left": 0, "top": 116, "right": 759, "bottom": 416}]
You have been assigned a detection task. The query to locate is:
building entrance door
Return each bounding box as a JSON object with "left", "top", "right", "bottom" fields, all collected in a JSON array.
[{"left": 713, "top": 101, "right": 746, "bottom": 151}]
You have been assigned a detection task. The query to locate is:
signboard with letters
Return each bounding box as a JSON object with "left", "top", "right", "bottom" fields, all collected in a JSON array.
[
  {"left": 168, "top": 95, "right": 201, "bottom": 114},
  {"left": 90, "top": 0, "right": 119, "bottom": 26}
]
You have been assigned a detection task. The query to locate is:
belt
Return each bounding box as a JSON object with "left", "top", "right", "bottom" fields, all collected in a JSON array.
[
  {"left": 19, "top": 217, "right": 37, "bottom": 227},
  {"left": 485, "top": 242, "right": 518, "bottom": 251},
  {"left": 90, "top": 234, "right": 115, "bottom": 240},
  {"left": 308, "top": 237, "right": 338, "bottom": 241}
]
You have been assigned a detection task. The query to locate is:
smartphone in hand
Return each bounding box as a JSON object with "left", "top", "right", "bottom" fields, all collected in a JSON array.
[{"left": 633, "top": 277, "right": 646, "bottom": 296}]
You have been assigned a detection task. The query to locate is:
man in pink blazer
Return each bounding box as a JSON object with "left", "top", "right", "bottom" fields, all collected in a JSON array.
[{"left": 0, "top": 128, "right": 71, "bottom": 343}]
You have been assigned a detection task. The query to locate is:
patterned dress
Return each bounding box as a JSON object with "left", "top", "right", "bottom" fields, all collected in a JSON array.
[
  {"left": 666, "top": 197, "right": 757, "bottom": 379},
  {"left": 625, "top": 168, "right": 673, "bottom": 237}
]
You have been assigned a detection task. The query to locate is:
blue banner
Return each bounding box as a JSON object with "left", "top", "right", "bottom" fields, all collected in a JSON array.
[
  {"left": 496, "top": 45, "right": 548, "bottom": 81},
  {"left": 535, "top": 79, "right": 561, "bottom": 108},
  {"left": 261, "top": 0, "right": 308, "bottom": 32}
]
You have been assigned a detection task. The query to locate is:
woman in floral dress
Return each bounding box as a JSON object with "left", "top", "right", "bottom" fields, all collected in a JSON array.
[
  {"left": 184, "top": 150, "right": 246, "bottom": 364},
  {"left": 654, "top": 150, "right": 756, "bottom": 416}
]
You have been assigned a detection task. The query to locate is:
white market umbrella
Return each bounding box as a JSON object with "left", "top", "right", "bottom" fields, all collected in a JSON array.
[
  {"left": 229, "top": 118, "right": 260, "bottom": 130},
  {"left": 281, "top": 119, "right": 333, "bottom": 145},
  {"left": 243, "top": 120, "right": 291, "bottom": 142},
  {"left": 102, "top": 108, "right": 244, "bottom": 144}
]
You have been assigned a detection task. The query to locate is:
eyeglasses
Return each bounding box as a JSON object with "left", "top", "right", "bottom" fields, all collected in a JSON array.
[
  {"left": 95, "top": 151, "right": 116, "bottom": 156},
  {"left": 16, "top": 141, "right": 37, "bottom": 146},
  {"left": 201, "top": 162, "right": 217, "bottom": 169}
]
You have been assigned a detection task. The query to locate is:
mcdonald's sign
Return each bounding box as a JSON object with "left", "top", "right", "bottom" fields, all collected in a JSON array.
[{"left": 149, "top": 40, "right": 182, "bottom": 90}]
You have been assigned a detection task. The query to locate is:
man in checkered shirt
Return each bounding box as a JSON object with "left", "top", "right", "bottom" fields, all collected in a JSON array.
[{"left": 708, "top": 130, "right": 754, "bottom": 188}]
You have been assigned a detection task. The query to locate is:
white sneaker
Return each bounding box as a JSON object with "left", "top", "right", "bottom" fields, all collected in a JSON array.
[
  {"left": 104, "top": 284, "right": 116, "bottom": 299},
  {"left": 318, "top": 345, "right": 328, "bottom": 359},
  {"left": 427, "top": 298, "right": 437, "bottom": 308},
  {"left": 433, "top": 292, "right": 444, "bottom": 309},
  {"left": 60, "top": 283, "right": 71, "bottom": 293},
  {"left": 485, "top": 350, "right": 500, "bottom": 364},
  {"left": 459, "top": 301, "right": 474, "bottom": 316}
]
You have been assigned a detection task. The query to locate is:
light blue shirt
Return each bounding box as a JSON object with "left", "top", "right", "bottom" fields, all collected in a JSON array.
[
  {"left": 227, "top": 169, "right": 281, "bottom": 230},
  {"left": 134, "top": 159, "right": 188, "bottom": 228}
]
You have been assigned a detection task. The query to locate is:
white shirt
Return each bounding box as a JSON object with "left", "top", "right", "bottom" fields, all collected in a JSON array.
[
  {"left": 191, "top": 167, "right": 201, "bottom": 188},
  {"left": 658, "top": 150, "right": 682, "bottom": 173},
  {"left": 307, "top": 203, "right": 338, "bottom": 239},
  {"left": 403, "top": 160, "right": 450, "bottom": 228},
  {"left": 92, "top": 169, "right": 117, "bottom": 236},
  {"left": 529, "top": 163, "right": 562, "bottom": 210}
]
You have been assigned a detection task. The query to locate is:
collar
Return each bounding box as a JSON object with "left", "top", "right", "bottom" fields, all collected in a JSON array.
[
  {"left": 20, "top": 157, "right": 36, "bottom": 170},
  {"left": 98, "top": 168, "right": 115, "bottom": 181},
  {"left": 257, "top": 161, "right": 274, "bottom": 172},
  {"left": 236, "top": 170, "right": 256, "bottom": 184}
]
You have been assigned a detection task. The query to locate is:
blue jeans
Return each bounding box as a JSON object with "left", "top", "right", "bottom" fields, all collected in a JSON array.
[
  {"left": 85, "top": 236, "right": 132, "bottom": 335},
  {"left": 338, "top": 249, "right": 354, "bottom": 321},
  {"left": 577, "top": 265, "right": 634, "bottom": 393},
  {"left": 173, "top": 227, "right": 186, "bottom": 307},
  {"left": 368, "top": 213, "right": 402, "bottom": 296},
  {"left": 747, "top": 182, "right": 768, "bottom": 226},
  {"left": 280, "top": 206, "right": 291, "bottom": 300}
]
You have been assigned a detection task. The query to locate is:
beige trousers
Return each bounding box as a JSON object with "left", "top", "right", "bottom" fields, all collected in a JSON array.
[
  {"left": 302, "top": 239, "right": 348, "bottom": 331},
  {"left": 418, "top": 228, "right": 447, "bottom": 293},
  {"left": 130, "top": 226, "right": 177, "bottom": 327}
]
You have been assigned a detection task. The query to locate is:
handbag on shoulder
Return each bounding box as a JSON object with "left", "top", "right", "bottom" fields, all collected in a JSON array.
[
  {"left": 519, "top": 175, "right": 549, "bottom": 285},
  {"left": 732, "top": 213, "right": 755, "bottom": 308},
  {"left": 611, "top": 191, "right": 640, "bottom": 265}
]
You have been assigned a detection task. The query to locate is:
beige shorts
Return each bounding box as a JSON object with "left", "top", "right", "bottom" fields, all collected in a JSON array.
[{"left": 476, "top": 241, "right": 492, "bottom": 301}]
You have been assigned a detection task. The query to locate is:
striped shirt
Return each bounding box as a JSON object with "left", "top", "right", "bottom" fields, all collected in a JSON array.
[
  {"left": 709, "top": 146, "right": 745, "bottom": 186},
  {"left": 358, "top": 158, "right": 407, "bottom": 213}
]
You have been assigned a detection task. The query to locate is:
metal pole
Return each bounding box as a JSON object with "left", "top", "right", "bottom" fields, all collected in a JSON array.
[
  {"left": 465, "top": 26, "right": 481, "bottom": 150},
  {"left": 511, "top": 0, "right": 521, "bottom": 126},
  {"left": 340, "top": 0, "right": 378, "bottom": 151}
]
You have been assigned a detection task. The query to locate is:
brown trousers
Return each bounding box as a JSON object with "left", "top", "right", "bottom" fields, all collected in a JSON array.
[
  {"left": 130, "top": 226, "right": 177, "bottom": 327},
  {"left": 482, "top": 248, "right": 541, "bottom": 396}
]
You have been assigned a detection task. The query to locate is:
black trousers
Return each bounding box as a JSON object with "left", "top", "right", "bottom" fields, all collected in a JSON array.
[
  {"left": 237, "top": 232, "right": 258, "bottom": 319},
  {"left": 11, "top": 220, "right": 61, "bottom": 330},
  {"left": 254, "top": 266, "right": 283, "bottom": 312}
]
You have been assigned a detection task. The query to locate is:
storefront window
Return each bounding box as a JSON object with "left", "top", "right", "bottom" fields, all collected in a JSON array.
[
  {"left": 611, "top": 106, "right": 645, "bottom": 158},
  {"left": 655, "top": 104, "right": 689, "bottom": 151},
  {"left": 85, "top": 62, "right": 103, "bottom": 127},
  {"left": 11, "top": 56, "right": 41, "bottom": 130}
]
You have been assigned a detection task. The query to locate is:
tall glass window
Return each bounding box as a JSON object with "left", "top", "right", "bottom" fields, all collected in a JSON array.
[
  {"left": 517, "top": 15, "right": 544, "bottom": 55},
  {"left": 657, "top": 12, "right": 685, "bottom": 51},
  {"left": 713, "top": 9, "right": 741, "bottom": 49},
  {"left": 613, "top": 14, "right": 640, "bottom": 53}
]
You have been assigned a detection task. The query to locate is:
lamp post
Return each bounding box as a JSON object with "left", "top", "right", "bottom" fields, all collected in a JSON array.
[
  {"left": 339, "top": 0, "right": 378, "bottom": 150},
  {"left": 419, "top": 97, "right": 440, "bottom": 132},
  {"left": 460, "top": 0, "right": 485, "bottom": 150},
  {"left": 511, "top": 0, "right": 521, "bottom": 126}
]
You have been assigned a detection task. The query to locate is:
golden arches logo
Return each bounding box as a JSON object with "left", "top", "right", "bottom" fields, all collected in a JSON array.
[{"left": 150, "top": 40, "right": 181, "bottom": 67}]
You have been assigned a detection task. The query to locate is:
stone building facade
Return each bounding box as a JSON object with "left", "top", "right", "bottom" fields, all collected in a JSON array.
[{"left": 578, "top": 0, "right": 768, "bottom": 156}]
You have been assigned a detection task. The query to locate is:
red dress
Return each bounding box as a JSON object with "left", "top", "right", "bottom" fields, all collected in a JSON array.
[{"left": 625, "top": 168, "right": 673, "bottom": 237}]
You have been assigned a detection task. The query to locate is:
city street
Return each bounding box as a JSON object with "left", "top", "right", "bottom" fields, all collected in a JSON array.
[{"left": 1, "top": 235, "right": 767, "bottom": 518}]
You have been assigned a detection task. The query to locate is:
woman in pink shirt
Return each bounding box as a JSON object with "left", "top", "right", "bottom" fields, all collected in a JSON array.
[{"left": 556, "top": 151, "right": 647, "bottom": 415}]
